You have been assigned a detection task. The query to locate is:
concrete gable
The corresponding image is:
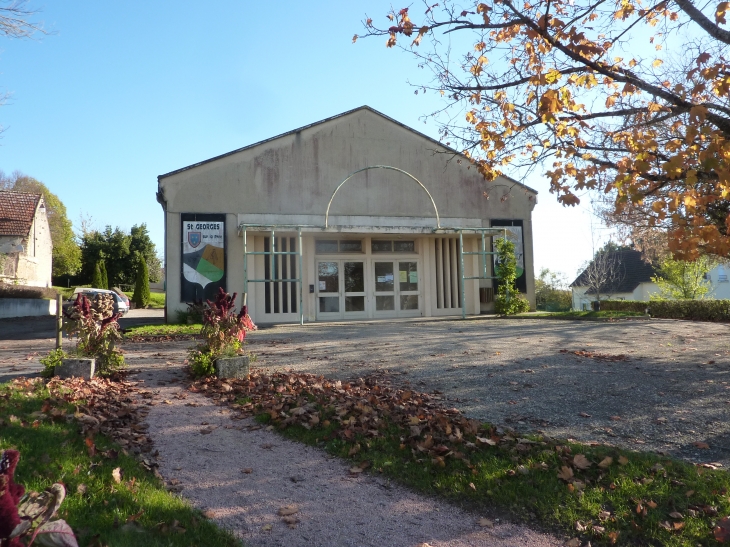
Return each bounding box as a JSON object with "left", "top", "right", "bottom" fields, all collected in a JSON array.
[{"left": 159, "top": 107, "right": 536, "bottom": 225}]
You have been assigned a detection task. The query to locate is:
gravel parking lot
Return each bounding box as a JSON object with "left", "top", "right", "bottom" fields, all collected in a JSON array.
[
  {"left": 3, "top": 315, "right": 729, "bottom": 466},
  {"left": 245, "top": 316, "right": 730, "bottom": 468}
]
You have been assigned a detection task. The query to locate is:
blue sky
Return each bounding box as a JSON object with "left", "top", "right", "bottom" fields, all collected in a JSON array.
[{"left": 0, "top": 1, "right": 613, "bottom": 282}]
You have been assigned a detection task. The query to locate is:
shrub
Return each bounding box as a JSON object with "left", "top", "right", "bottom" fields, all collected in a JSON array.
[
  {"left": 63, "top": 292, "right": 125, "bottom": 375},
  {"left": 0, "top": 284, "right": 58, "bottom": 300},
  {"left": 188, "top": 347, "right": 216, "bottom": 377},
  {"left": 132, "top": 254, "right": 150, "bottom": 309},
  {"left": 177, "top": 299, "right": 205, "bottom": 324},
  {"left": 600, "top": 299, "right": 730, "bottom": 321},
  {"left": 188, "top": 288, "right": 257, "bottom": 377},
  {"left": 494, "top": 238, "right": 530, "bottom": 315},
  {"left": 598, "top": 300, "right": 648, "bottom": 313},
  {"left": 39, "top": 348, "right": 67, "bottom": 378}
]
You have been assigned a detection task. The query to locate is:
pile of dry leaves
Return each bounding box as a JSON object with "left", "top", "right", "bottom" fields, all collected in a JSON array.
[{"left": 43, "top": 377, "right": 156, "bottom": 460}]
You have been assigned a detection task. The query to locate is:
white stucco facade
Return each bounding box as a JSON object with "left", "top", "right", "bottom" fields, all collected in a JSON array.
[
  {"left": 158, "top": 107, "right": 537, "bottom": 324},
  {"left": 0, "top": 196, "right": 52, "bottom": 288}
]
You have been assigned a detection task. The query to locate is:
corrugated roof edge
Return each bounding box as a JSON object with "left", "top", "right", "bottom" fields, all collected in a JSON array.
[{"left": 156, "top": 105, "right": 538, "bottom": 195}]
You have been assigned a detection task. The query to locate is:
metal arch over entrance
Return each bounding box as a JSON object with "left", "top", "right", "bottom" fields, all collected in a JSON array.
[{"left": 324, "top": 166, "right": 441, "bottom": 229}]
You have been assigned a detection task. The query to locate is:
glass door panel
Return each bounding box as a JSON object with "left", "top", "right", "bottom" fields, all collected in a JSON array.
[
  {"left": 317, "top": 261, "right": 339, "bottom": 314},
  {"left": 344, "top": 261, "right": 366, "bottom": 315},
  {"left": 373, "top": 261, "right": 396, "bottom": 316},
  {"left": 398, "top": 261, "right": 420, "bottom": 314}
]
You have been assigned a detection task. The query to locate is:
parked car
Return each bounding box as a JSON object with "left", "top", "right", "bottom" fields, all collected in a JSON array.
[
  {"left": 111, "top": 287, "right": 130, "bottom": 310},
  {"left": 65, "top": 288, "right": 130, "bottom": 316}
]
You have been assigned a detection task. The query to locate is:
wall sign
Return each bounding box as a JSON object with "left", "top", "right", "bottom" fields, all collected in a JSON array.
[{"left": 181, "top": 213, "right": 226, "bottom": 302}]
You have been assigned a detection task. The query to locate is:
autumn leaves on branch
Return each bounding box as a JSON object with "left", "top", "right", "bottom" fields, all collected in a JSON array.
[{"left": 358, "top": 0, "right": 730, "bottom": 258}]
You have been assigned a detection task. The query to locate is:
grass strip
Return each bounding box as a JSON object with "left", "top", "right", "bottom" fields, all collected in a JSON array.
[
  {"left": 193, "top": 372, "right": 730, "bottom": 547},
  {"left": 0, "top": 378, "right": 240, "bottom": 547},
  {"left": 123, "top": 323, "right": 202, "bottom": 338},
  {"left": 122, "top": 292, "right": 166, "bottom": 309}
]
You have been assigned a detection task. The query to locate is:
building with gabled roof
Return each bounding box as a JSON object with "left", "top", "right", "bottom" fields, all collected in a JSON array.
[
  {"left": 0, "top": 191, "right": 53, "bottom": 287},
  {"left": 571, "top": 248, "right": 730, "bottom": 308},
  {"left": 157, "top": 106, "right": 538, "bottom": 323}
]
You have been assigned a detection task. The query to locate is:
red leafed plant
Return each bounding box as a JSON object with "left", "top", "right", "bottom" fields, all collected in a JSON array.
[
  {"left": 0, "top": 450, "right": 78, "bottom": 547},
  {"left": 190, "top": 288, "right": 257, "bottom": 376},
  {"left": 62, "top": 293, "right": 124, "bottom": 375}
]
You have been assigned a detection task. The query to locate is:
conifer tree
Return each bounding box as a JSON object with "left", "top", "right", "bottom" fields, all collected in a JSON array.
[
  {"left": 91, "top": 261, "right": 104, "bottom": 289},
  {"left": 132, "top": 254, "right": 150, "bottom": 309}
]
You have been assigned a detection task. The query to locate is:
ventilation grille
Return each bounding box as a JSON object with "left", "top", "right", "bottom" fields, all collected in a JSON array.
[
  {"left": 263, "top": 237, "right": 297, "bottom": 314},
  {"left": 434, "top": 237, "right": 462, "bottom": 309}
]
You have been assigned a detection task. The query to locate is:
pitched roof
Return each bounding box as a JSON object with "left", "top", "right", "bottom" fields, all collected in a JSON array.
[
  {"left": 157, "top": 105, "right": 538, "bottom": 195},
  {"left": 0, "top": 191, "right": 42, "bottom": 236},
  {"left": 571, "top": 249, "right": 657, "bottom": 294}
]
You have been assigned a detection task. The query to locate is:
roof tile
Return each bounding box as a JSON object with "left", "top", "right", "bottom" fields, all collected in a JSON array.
[{"left": 0, "top": 191, "right": 42, "bottom": 236}]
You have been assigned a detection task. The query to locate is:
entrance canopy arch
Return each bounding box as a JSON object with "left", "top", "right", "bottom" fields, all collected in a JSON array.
[{"left": 324, "top": 165, "right": 442, "bottom": 229}]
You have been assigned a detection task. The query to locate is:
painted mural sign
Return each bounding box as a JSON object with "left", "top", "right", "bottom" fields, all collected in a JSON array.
[
  {"left": 181, "top": 213, "right": 226, "bottom": 301},
  {"left": 491, "top": 219, "right": 527, "bottom": 293}
]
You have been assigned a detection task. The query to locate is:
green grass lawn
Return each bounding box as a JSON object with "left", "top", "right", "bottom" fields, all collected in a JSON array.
[
  {"left": 124, "top": 323, "right": 202, "bottom": 337},
  {"left": 123, "top": 292, "right": 166, "bottom": 309},
  {"left": 52, "top": 286, "right": 76, "bottom": 299},
  {"left": 201, "top": 371, "right": 729, "bottom": 547},
  {"left": 0, "top": 378, "right": 240, "bottom": 547}
]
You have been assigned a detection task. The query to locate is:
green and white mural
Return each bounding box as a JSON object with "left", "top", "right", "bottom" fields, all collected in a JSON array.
[{"left": 181, "top": 213, "right": 226, "bottom": 301}]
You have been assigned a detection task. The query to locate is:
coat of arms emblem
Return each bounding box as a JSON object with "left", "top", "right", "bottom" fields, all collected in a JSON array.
[{"left": 188, "top": 231, "right": 202, "bottom": 248}]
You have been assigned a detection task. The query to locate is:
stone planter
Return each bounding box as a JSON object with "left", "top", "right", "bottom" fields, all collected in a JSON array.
[
  {"left": 215, "top": 355, "right": 250, "bottom": 379},
  {"left": 56, "top": 358, "right": 96, "bottom": 380}
]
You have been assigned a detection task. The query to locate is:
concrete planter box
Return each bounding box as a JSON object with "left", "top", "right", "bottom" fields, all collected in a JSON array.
[
  {"left": 56, "top": 358, "right": 96, "bottom": 380},
  {"left": 215, "top": 355, "right": 250, "bottom": 379}
]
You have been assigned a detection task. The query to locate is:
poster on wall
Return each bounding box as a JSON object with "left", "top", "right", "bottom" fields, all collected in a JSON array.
[
  {"left": 181, "top": 213, "right": 226, "bottom": 302},
  {"left": 491, "top": 219, "right": 526, "bottom": 293}
]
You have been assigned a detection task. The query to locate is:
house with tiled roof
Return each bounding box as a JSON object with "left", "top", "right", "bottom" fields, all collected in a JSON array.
[
  {"left": 570, "top": 248, "right": 730, "bottom": 309},
  {"left": 0, "top": 191, "right": 52, "bottom": 287}
]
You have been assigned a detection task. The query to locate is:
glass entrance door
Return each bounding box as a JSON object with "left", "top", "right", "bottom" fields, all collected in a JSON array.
[
  {"left": 373, "top": 260, "right": 421, "bottom": 317},
  {"left": 316, "top": 260, "right": 367, "bottom": 320}
]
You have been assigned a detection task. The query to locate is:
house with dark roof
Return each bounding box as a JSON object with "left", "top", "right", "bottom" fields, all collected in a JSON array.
[
  {"left": 0, "top": 191, "right": 52, "bottom": 287},
  {"left": 570, "top": 249, "right": 658, "bottom": 310},
  {"left": 157, "top": 106, "right": 538, "bottom": 323},
  {"left": 571, "top": 248, "right": 730, "bottom": 308}
]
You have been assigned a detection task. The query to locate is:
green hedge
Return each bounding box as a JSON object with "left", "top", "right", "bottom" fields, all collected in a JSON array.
[
  {"left": 0, "top": 284, "right": 59, "bottom": 300},
  {"left": 601, "top": 299, "right": 730, "bottom": 321},
  {"left": 599, "top": 300, "right": 648, "bottom": 313}
]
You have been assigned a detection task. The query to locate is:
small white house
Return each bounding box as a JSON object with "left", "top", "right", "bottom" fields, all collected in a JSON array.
[
  {"left": 157, "top": 106, "right": 538, "bottom": 323},
  {"left": 0, "top": 191, "right": 53, "bottom": 287},
  {"left": 571, "top": 248, "right": 730, "bottom": 309}
]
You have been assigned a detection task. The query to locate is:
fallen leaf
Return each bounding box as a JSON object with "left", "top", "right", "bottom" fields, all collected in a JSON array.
[
  {"left": 573, "top": 454, "right": 591, "bottom": 470},
  {"left": 598, "top": 456, "right": 613, "bottom": 468},
  {"left": 478, "top": 517, "right": 493, "bottom": 527},
  {"left": 557, "top": 466, "right": 574, "bottom": 481},
  {"left": 112, "top": 467, "right": 122, "bottom": 484},
  {"left": 277, "top": 505, "right": 298, "bottom": 516},
  {"left": 241, "top": 468, "right": 253, "bottom": 474},
  {"left": 618, "top": 456, "right": 629, "bottom": 465},
  {"left": 693, "top": 441, "right": 710, "bottom": 449},
  {"left": 669, "top": 511, "right": 683, "bottom": 519},
  {"left": 261, "top": 524, "right": 273, "bottom": 532},
  {"left": 714, "top": 516, "right": 730, "bottom": 542}
]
